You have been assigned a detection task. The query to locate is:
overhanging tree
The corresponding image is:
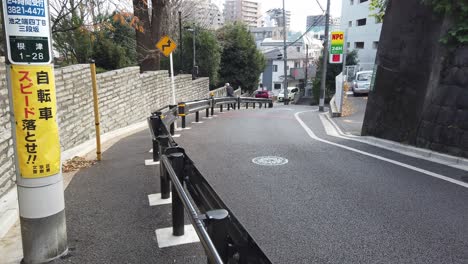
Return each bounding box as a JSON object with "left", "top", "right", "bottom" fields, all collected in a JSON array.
[{"left": 218, "top": 23, "right": 266, "bottom": 91}]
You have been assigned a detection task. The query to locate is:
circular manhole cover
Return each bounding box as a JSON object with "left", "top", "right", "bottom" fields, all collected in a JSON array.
[{"left": 252, "top": 156, "right": 288, "bottom": 166}]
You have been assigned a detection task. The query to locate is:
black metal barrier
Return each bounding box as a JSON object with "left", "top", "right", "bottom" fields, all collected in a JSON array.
[
  {"left": 148, "top": 101, "right": 273, "bottom": 264},
  {"left": 176, "top": 96, "right": 273, "bottom": 128}
]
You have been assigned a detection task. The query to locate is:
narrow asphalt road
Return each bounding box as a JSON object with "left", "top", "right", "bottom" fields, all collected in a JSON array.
[{"left": 176, "top": 104, "right": 468, "bottom": 264}]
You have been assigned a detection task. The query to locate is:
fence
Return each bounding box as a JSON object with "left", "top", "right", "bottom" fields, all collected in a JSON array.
[{"left": 148, "top": 95, "right": 273, "bottom": 264}]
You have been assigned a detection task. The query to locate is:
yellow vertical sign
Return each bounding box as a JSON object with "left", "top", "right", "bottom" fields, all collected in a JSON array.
[{"left": 10, "top": 65, "right": 60, "bottom": 178}]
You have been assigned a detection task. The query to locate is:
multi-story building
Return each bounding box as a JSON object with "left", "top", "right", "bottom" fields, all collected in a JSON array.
[
  {"left": 224, "top": 0, "right": 262, "bottom": 28},
  {"left": 183, "top": 0, "right": 224, "bottom": 30},
  {"left": 341, "top": 0, "right": 383, "bottom": 69},
  {"left": 305, "top": 15, "right": 340, "bottom": 39},
  {"left": 265, "top": 8, "right": 291, "bottom": 28}
]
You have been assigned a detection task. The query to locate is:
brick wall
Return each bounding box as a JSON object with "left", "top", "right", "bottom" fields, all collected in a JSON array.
[{"left": 0, "top": 60, "right": 209, "bottom": 198}]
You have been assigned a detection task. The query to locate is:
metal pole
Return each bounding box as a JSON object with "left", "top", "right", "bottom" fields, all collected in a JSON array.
[
  {"left": 179, "top": 11, "right": 183, "bottom": 73},
  {"left": 169, "top": 152, "right": 185, "bottom": 236},
  {"left": 196, "top": 111, "right": 199, "bottom": 122},
  {"left": 282, "top": 0, "right": 289, "bottom": 105},
  {"left": 304, "top": 44, "right": 309, "bottom": 96},
  {"left": 319, "top": 0, "right": 331, "bottom": 112},
  {"left": 1, "top": 0, "right": 68, "bottom": 262},
  {"left": 170, "top": 53, "right": 176, "bottom": 105},
  {"left": 90, "top": 61, "right": 102, "bottom": 161},
  {"left": 339, "top": 30, "right": 348, "bottom": 114},
  {"left": 158, "top": 135, "right": 171, "bottom": 199},
  {"left": 193, "top": 30, "right": 196, "bottom": 68}
]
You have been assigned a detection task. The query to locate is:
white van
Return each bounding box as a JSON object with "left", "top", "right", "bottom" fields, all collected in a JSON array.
[{"left": 278, "top": 87, "right": 298, "bottom": 102}]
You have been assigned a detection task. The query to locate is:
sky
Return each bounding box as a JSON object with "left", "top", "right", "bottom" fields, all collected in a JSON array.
[{"left": 212, "top": 0, "right": 343, "bottom": 32}]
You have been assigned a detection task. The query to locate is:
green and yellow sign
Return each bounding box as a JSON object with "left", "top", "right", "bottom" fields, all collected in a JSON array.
[{"left": 330, "top": 31, "right": 345, "bottom": 64}]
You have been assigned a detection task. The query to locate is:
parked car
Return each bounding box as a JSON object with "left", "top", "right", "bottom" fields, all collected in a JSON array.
[
  {"left": 352, "top": 70, "right": 373, "bottom": 96},
  {"left": 278, "top": 87, "right": 298, "bottom": 102},
  {"left": 254, "top": 90, "right": 273, "bottom": 99}
]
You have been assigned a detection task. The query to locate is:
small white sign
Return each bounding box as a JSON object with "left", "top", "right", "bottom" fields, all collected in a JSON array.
[{"left": 2, "top": 0, "right": 52, "bottom": 64}]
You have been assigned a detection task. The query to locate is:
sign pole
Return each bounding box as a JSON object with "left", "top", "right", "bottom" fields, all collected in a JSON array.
[
  {"left": 1, "top": 0, "right": 68, "bottom": 263},
  {"left": 170, "top": 52, "right": 176, "bottom": 105},
  {"left": 319, "top": 0, "right": 331, "bottom": 112}
]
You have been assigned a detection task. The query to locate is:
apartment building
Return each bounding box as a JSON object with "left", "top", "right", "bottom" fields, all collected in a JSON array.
[{"left": 224, "top": 0, "right": 262, "bottom": 28}]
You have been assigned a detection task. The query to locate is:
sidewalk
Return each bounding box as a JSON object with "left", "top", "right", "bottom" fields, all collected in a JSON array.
[
  {"left": 333, "top": 95, "right": 367, "bottom": 136},
  {"left": 1, "top": 127, "right": 206, "bottom": 264}
]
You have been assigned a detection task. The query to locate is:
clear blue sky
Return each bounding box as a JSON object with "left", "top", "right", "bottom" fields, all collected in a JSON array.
[{"left": 213, "top": 0, "right": 342, "bottom": 32}]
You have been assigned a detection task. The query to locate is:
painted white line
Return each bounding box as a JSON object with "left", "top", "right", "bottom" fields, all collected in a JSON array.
[
  {"left": 148, "top": 193, "right": 172, "bottom": 206},
  {"left": 149, "top": 148, "right": 153, "bottom": 153},
  {"left": 295, "top": 111, "right": 468, "bottom": 189},
  {"left": 172, "top": 134, "right": 181, "bottom": 138},
  {"left": 155, "top": 225, "right": 200, "bottom": 248},
  {"left": 192, "top": 121, "right": 204, "bottom": 124},
  {"left": 145, "top": 159, "right": 160, "bottom": 166},
  {"left": 183, "top": 127, "right": 192, "bottom": 130}
]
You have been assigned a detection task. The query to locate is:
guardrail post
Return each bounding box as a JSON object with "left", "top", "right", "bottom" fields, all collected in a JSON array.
[
  {"left": 196, "top": 111, "right": 200, "bottom": 122},
  {"left": 168, "top": 151, "right": 185, "bottom": 236},
  {"left": 253, "top": 102, "right": 256, "bottom": 109},
  {"left": 227, "top": 103, "right": 230, "bottom": 111},
  {"left": 203, "top": 209, "right": 229, "bottom": 263},
  {"left": 178, "top": 102, "right": 186, "bottom": 129},
  {"left": 158, "top": 135, "right": 171, "bottom": 199},
  {"left": 149, "top": 113, "right": 162, "bottom": 162},
  {"left": 211, "top": 99, "right": 215, "bottom": 116},
  {"left": 206, "top": 108, "right": 209, "bottom": 118},
  {"left": 264, "top": 102, "right": 267, "bottom": 108},
  {"left": 259, "top": 102, "right": 262, "bottom": 109},
  {"left": 269, "top": 101, "right": 273, "bottom": 108},
  {"left": 220, "top": 104, "right": 223, "bottom": 112},
  {"left": 237, "top": 97, "right": 241, "bottom": 109}
]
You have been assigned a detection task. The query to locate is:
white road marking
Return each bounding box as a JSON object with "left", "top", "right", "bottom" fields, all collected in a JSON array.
[
  {"left": 148, "top": 193, "right": 171, "bottom": 206},
  {"left": 145, "top": 159, "right": 160, "bottom": 166},
  {"left": 192, "top": 121, "right": 204, "bottom": 124},
  {"left": 155, "top": 225, "right": 200, "bottom": 248},
  {"left": 295, "top": 110, "right": 468, "bottom": 189},
  {"left": 149, "top": 148, "right": 153, "bottom": 153},
  {"left": 172, "top": 134, "right": 181, "bottom": 138}
]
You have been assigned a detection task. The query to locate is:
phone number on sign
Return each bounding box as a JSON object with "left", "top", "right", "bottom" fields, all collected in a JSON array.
[{"left": 7, "top": 6, "right": 45, "bottom": 17}]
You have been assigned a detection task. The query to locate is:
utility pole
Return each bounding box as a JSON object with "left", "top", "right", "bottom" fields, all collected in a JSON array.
[
  {"left": 304, "top": 44, "right": 309, "bottom": 96},
  {"left": 1, "top": 0, "right": 68, "bottom": 262},
  {"left": 319, "top": 0, "right": 331, "bottom": 112},
  {"left": 282, "top": 0, "right": 289, "bottom": 105},
  {"left": 179, "top": 11, "right": 183, "bottom": 73}
]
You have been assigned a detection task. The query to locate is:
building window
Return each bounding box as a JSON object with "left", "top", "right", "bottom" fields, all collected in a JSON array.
[
  {"left": 294, "top": 62, "right": 300, "bottom": 68},
  {"left": 273, "top": 65, "right": 278, "bottom": 72},
  {"left": 347, "top": 42, "right": 350, "bottom": 48},
  {"left": 296, "top": 47, "right": 300, "bottom": 52},
  {"left": 348, "top": 21, "right": 352, "bottom": 27},
  {"left": 355, "top": 42, "right": 365, "bottom": 49},
  {"left": 350, "top": 0, "right": 354, "bottom": 4},
  {"left": 357, "top": 18, "right": 367, "bottom": 26},
  {"left": 359, "top": 0, "right": 368, "bottom": 2},
  {"left": 373, "top": 41, "right": 379, "bottom": 49},
  {"left": 274, "top": 83, "right": 281, "bottom": 89}
]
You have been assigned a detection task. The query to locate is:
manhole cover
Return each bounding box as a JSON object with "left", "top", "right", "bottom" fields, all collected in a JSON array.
[{"left": 252, "top": 156, "right": 288, "bottom": 166}]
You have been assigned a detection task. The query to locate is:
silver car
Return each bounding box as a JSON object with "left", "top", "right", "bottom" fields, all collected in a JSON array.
[{"left": 352, "top": 71, "right": 372, "bottom": 96}]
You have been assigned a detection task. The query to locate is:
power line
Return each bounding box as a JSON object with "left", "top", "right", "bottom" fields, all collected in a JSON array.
[{"left": 287, "top": 12, "right": 326, "bottom": 47}]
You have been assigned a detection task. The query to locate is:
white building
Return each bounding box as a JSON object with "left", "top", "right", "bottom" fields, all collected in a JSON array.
[
  {"left": 341, "top": 0, "right": 382, "bottom": 70},
  {"left": 224, "top": 0, "right": 262, "bottom": 28},
  {"left": 183, "top": 0, "right": 224, "bottom": 30}
]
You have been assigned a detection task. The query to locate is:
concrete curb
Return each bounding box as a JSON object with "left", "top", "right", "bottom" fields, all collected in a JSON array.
[
  {"left": 0, "top": 120, "right": 149, "bottom": 242},
  {"left": 322, "top": 113, "right": 468, "bottom": 172},
  {"left": 329, "top": 96, "right": 341, "bottom": 117}
]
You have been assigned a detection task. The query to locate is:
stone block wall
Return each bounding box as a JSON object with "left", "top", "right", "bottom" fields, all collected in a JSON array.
[
  {"left": 0, "top": 61, "right": 210, "bottom": 198},
  {"left": 362, "top": 0, "right": 468, "bottom": 158}
]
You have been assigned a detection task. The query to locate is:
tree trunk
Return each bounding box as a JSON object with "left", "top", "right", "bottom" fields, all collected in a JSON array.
[{"left": 133, "top": 0, "right": 167, "bottom": 72}]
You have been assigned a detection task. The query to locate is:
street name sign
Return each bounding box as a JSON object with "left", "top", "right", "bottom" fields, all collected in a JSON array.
[
  {"left": 2, "top": 0, "right": 53, "bottom": 64},
  {"left": 156, "top": 35, "right": 177, "bottom": 57},
  {"left": 330, "top": 31, "right": 345, "bottom": 64}
]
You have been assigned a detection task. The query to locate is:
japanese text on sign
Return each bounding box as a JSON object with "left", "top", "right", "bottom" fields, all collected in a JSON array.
[{"left": 11, "top": 65, "right": 60, "bottom": 178}]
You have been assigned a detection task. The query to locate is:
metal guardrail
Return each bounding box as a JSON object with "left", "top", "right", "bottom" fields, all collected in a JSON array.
[
  {"left": 177, "top": 96, "right": 273, "bottom": 128},
  {"left": 148, "top": 96, "right": 273, "bottom": 264}
]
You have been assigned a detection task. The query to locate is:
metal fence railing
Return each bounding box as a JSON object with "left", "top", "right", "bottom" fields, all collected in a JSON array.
[{"left": 147, "top": 95, "right": 273, "bottom": 264}]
